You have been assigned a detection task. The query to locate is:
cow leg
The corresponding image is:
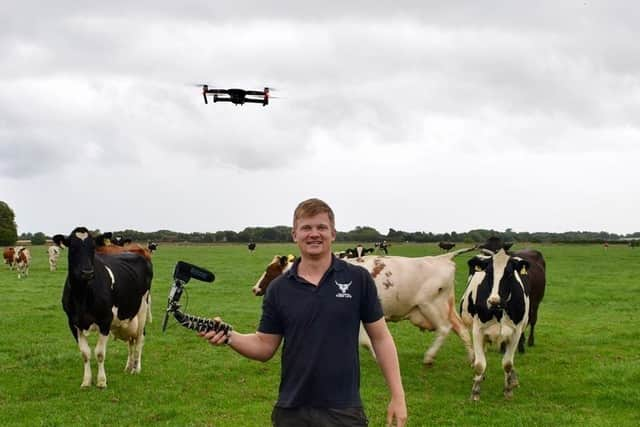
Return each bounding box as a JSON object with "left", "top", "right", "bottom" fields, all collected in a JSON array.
[
  {"left": 95, "top": 334, "right": 109, "bottom": 388},
  {"left": 132, "top": 335, "right": 145, "bottom": 373},
  {"left": 424, "top": 324, "right": 450, "bottom": 366},
  {"left": 125, "top": 340, "right": 135, "bottom": 373},
  {"left": 125, "top": 336, "right": 144, "bottom": 374},
  {"left": 502, "top": 336, "right": 520, "bottom": 399},
  {"left": 527, "top": 304, "right": 539, "bottom": 347},
  {"left": 358, "top": 323, "right": 376, "bottom": 359},
  {"left": 126, "top": 300, "right": 148, "bottom": 373},
  {"left": 517, "top": 330, "right": 526, "bottom": 353},
  {"left": 447, "top": 299, "right": 474, "bottom": 363},
  {"left": 77, "top": 332, "right": 93, "bottom": 388},
  {"left": 470, "top": 322, "right": 486, "bottom": 401},
  {"left": 411, "top": 303, "right": 451, "bottom": 365}
]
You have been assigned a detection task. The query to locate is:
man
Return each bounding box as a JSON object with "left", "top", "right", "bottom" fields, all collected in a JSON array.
[{"left": 201, "top": 198, "right": 407, "bottom": 426}]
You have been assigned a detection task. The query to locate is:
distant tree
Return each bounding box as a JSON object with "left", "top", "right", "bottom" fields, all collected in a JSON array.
[
  {"left": 387, "top": 228, "right": 410, "bottom": 242},
  {"left": 19, "top": 232, "right": 33, "bottom": 240},
  {"left": 345, "top": 226, "right": 383, "bottom": 242},
  {"left": 31, "top": 232, "right": 47, "bottom": 245},
  {"left": 0, "top": 201, "right": 18, "bottom": 246}
]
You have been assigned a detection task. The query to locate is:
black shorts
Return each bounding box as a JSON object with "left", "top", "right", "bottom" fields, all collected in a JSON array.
[{"left": 271, "top": 406, "right": 369, "bottom": 427}]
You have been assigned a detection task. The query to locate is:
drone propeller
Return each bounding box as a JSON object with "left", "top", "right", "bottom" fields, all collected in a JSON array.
[{"left": 189, "top": 83, "right": 213, "bottom": 104}]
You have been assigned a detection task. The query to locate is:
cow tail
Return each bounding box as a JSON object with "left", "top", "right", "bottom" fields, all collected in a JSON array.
[
  {"left": 146, "top": 293, "right": 152, "bottom": 323},
  {"left": 439, "top": 247, "right": 476, "bottom": 260}
]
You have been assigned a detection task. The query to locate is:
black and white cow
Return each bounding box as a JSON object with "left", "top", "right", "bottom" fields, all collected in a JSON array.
[
  {"left": 344, "top": 245, "right": 375, "bottom": 259},
  {"left": 460, "top": 249, "right": 530, "bottom": 400},
  {"left": 479, "top": 237, "right": 546, "bottom": 352},
  {"left": 61, "top": 227, "right": 153, "bottom": 388}
]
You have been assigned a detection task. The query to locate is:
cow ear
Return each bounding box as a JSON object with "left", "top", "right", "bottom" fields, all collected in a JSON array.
[
  {"left": 52, "top": 234, "right": 66, "bottom": 247},
  {"left": 468, "top": 256, "right": 488, "bottom": 272},
  {"left": 514, "top": 258, "right": 530, "bottom": 275}
]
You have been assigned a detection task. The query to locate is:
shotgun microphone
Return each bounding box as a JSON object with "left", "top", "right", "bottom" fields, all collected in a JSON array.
[
  {"left": 173, "top": 260, "right": 215, "bottom": 284},
  {"left": 162, "top": 261, "right": 216, "bottom": 332}
]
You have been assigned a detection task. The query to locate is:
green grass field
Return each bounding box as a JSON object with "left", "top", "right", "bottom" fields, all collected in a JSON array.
[{"left": 1, "top": 243, "right": 638, "bottom": 426}]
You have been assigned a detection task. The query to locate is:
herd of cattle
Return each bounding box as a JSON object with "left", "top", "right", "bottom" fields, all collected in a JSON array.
[
  {"left": 3, "top": 231, "right": 158, "bottom": 388},
  {"left": 252, "top": 236, "right": 547, "bottom": 400},
  {"left": 4, "top": 231, "right": 549, "bottom": 401}
]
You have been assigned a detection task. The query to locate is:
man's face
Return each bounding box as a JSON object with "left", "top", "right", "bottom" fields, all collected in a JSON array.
[{"left": 292, "top": 212, "right": 336, "bottom": 258}]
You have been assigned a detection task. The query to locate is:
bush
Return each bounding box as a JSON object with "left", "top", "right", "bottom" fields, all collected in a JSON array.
[{"left": 31, "top": 232, "right": 47, "bottom": 245}]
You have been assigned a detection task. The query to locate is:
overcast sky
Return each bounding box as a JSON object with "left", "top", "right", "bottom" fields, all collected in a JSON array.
[{"left": 1, "top": 1, "right": 638, "bottom": 236}]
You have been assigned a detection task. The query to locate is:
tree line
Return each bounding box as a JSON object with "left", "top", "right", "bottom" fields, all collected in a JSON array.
[{"left": 2, "top": 201, "right": 639, "bottom": 246}]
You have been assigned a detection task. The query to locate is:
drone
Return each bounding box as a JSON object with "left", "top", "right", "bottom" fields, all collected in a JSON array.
[{"left": 199, "top": 84, "right": 271, "bottom": 106}]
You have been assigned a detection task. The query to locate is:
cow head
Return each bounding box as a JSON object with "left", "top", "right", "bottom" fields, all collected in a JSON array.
[
  {"left": 252, "top": 254, "right": 296, "bottom": 296},
  {"left": 95, "top": 232, "right": 113, "bottom": 247},
  {"left": 62, "top": 227, "right": 97, "bottom": 281},
  {"left": 52, "top": 234, "right": 66, "bottom": 248},
  {"left": 468, "top": 250, "right": 529, "bottom": 310},
  {"left": 479, "top": 236, "right": 514, "bottom": 254}
]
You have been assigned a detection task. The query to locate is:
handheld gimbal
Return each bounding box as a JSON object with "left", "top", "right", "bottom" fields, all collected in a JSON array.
[{"left": 162, "top": 261, "right": 232, "bottom": 339}]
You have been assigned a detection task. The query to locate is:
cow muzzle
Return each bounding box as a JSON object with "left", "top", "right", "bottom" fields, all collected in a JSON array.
[
  {"left": 80, "top": 269, "right": 95, "bottom": 280},
  {"left": 487, "top": 294, "right": 501, "bottom": 308}
]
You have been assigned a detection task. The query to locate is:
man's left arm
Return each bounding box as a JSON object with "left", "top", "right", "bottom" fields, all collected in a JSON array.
[{"left": 364, "top": 318, "right": 407, "bottom": 427}]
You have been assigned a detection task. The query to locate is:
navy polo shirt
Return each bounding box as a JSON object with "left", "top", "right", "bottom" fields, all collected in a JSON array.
[{"left": 258, "top": 255, "right": 383, "bottom": 408}]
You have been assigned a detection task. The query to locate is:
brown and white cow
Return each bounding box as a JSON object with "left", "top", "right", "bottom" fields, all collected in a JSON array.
[
  {"left": 3, "top": 247, "right": 15, "bottom": 270},
  {"left": 15, "top": 247, "right": 31, "bottom": 279},
  {"left": 253, "top": 249, "right": 475, "bottom": 365}
]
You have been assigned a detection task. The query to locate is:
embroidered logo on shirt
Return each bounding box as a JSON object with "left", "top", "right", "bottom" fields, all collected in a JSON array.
[{"left": 335, "top": 280, "right": 353, "bottom": 298}]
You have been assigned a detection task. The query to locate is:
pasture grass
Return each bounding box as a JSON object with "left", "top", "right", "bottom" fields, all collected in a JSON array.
[{"left": 0, "top": 243, "right": 638, "bottom": 426}]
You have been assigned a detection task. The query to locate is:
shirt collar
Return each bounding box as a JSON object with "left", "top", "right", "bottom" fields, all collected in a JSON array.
[{"left": 286, "top": 254, "right": 346, "bottom": 279}]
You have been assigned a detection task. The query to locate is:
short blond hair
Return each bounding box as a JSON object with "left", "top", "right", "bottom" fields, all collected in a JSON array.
[{"left": 293, "top": 198, "right": 335, "bottom": 229}]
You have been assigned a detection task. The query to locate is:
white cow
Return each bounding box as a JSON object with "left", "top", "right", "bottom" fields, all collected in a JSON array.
[
  {"left": 253, "top": 248, "right": 475, "bottom": 365},
  {"left": 48, "top": 245, "right": 61, "bottom": 271}
]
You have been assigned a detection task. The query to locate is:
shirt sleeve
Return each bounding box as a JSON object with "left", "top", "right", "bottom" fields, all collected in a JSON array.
[
  {"left": 360, "top": 268, "right": 384, "bottom": 324},
  {"left": 257, "top": 282, "right": 284, "bottom": 335}
]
